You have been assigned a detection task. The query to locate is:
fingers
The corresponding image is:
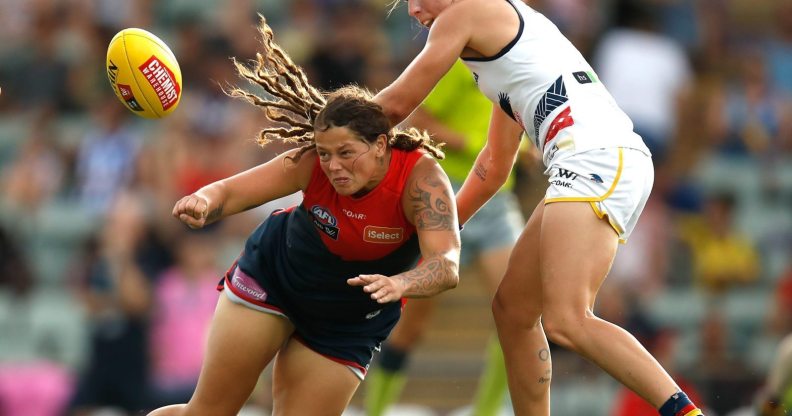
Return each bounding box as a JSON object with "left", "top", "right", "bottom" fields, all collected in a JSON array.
[
  {"left": 172, "top": 195, "right": 209, "bottom": 229},
  {"left": 347, "top": 275, "right": 400, "bottom": 303}
]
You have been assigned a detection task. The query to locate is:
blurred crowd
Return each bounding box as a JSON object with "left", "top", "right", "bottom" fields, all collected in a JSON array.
[{"left": 0, "top": 0, "right": 790, "bottom": 415}]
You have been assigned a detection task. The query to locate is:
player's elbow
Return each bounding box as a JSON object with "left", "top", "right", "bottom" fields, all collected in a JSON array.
[
  {"left": 375, "top": 89, "right": 413, "bottom": 126},
  {"left": 440, "top": 255, "right": 460, "bottom": 292},
  {"left": 483, "top": 164, "right": 511, "bottom": 194},
  {"left": 384, "top": 102, "right": 413, "bottom": 127}
]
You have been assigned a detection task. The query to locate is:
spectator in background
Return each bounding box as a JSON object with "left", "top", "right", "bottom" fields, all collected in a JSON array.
[
  {"left": 594, "top": 0, "right": 693, "bottom": 163},
  {"left": 678, "top": 192, "right": 760, "bottom": 294},
  {"left": 769, "top": 266, "right": 792, "bottom": 336},
  {"left": 692, "top": 310, "right": 754, "bottom": 415},
  {"left": 69, "top": 191, "right": 172, "bottom": 415},
  {"left": 0, "top": 225, "right": 78, "bottom": 416},
  {"left": 75, "top": 96, "right": 142, "bottom": 215},
  {"left": 147, "top": 231, "right": 221, "bottom": 408},
  {"left": 0, "top": 109, "right": 66, "bottom": 213},
  {"left": 306, "top": 2, "right": 388, "bottom": 90},
  {"left": 270, "top": 0, "right": 322, "bottom": 63},
  {"left": 710, "top": 47, "right": 792, "bottom": 158},
  {"left": 3, "top": 9, "right": 74, "bottom": 112},
  {"left": 765, "top": 1, "right": 792, "bottom": 96}
]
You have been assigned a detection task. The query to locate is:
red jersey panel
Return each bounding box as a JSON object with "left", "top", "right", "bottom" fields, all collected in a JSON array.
[{"left": 302, "top": 148, "right": 424, "bottom": 261}]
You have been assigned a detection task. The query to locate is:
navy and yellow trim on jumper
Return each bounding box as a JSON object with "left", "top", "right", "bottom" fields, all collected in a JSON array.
[{"left": 544, "top": 148, "right": 625, "bottom": 242}]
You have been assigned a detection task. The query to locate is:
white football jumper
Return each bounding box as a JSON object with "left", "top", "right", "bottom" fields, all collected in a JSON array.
[
  {"left": 461, "top": 0, "right": 653, "bottom": 241},
  {"left": 461, "top": 0, "right": 650, "bottom": 167}
]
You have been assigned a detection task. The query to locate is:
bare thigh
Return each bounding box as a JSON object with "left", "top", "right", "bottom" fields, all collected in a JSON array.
[
  {"left": 182, "top": 294, "right": 294, "bottom": 416},
  {"left": 493, "top": 199, "right": 544, "bottom": 323},
  {"left": 271, "top": 338, "right": 362, "bottom": 416},
  {"left": 540, "top": 202, "right": 618, "bottom": 316}
]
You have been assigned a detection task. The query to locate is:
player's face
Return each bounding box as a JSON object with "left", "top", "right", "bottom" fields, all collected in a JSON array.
[
  {"left": 407, "top": 0, "right": 452, "bottom": 28},
  {"left": 315, "top": 126, "right": 388, "bottom": 197}
]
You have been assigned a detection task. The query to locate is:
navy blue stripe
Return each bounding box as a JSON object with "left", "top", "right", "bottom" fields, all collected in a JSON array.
[
  {"left": 462, "top": 0, "right": 524, "bottom": 62},
  {"left": 533, "top": 76, "right": 568, "bottom": 139}
]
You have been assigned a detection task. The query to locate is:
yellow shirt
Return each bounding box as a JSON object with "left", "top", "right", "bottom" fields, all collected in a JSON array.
[{"left": 423, "top": 60, "right": 517, "bottom": 190}]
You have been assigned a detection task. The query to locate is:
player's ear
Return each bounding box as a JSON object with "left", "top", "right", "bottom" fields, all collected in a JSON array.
[{"left": 376, "top": 134, "right": 388, "bottom": 157}]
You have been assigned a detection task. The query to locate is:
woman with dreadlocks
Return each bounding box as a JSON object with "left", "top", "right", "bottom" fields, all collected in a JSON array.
[{"left": 147, "top": 21, "right": 460, "bottom": 416}]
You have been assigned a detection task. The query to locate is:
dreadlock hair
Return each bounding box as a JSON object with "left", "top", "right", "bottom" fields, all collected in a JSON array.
[{"left": 228, "top": 16, "right": 444, "bottom": 162}]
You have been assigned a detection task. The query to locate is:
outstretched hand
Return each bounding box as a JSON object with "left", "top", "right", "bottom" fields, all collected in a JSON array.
[
  {"left": 347, "top": 274, "right": 404, "bottom": 304},
  {"left": 172, "top": 194, "right": 215, "bottom": 229}
]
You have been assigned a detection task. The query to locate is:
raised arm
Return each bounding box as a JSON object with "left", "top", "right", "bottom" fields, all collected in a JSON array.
[
  {"left": 373, "top": 6, "right": 471, "bottom": 126},
  {"left": 348, "top": 155, "right": 461, "bottom": 302},
  {"left": 173, "top": 148, "right": 314, "bottom": 229},
  {"left": 455, "top": 106, "right": 524, "bottom": 225}
]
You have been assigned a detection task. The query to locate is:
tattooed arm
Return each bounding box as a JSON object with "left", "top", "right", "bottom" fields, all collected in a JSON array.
[
  {"left": 348, "top": 155, "right": 461, "bottom": 302},
  {"left": 455, "top": 106, "right": 523, "bottom": 225},
  {"left": 172, "top": 148, "right": 314, "bottom": 229}
]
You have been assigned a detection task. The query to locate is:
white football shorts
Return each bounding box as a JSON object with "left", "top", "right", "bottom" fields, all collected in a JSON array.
[{"left": 544, "top": 147, "right": 654, "bottom": 243}]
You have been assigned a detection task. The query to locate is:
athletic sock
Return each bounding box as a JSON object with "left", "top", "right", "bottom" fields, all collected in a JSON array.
[
  {"left": 365, "top": 345, "right": 410, "bottom": 416},
  {"left": 471, "top": 336, "right": 508, "bottom": 416},
  {"left": 658, "top": 391, "right": 703, "bottom": 416}
]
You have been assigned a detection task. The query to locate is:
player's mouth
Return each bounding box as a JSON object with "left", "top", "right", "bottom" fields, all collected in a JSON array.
[
  {"left": 422, "top": 19, "right": 434, "bottom": 28},
  {"left": 333, "top": 177, "right": 351, "bottom": 186}
]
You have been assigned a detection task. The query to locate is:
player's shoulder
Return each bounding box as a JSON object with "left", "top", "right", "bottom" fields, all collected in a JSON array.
[
  {"left": 409, "top": 152, "right": 450, "bottom": 185},
  {"left": 448, "top": 0, "right": 514, "bottom": 16},
  {"left": 434, "top": 0, "right": 519, "bottom": 37},
  {"left": 435, "top": 0, "right": 491, "bottom": 22}
]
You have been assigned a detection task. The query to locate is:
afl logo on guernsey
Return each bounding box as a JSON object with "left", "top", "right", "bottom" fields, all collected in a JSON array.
[{"left": 311, "top": 205, "right": 339, "bottom": 240}]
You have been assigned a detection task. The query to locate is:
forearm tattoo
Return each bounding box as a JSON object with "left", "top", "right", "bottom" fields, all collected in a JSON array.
[
  {"left": 408, "top": 175, "right": 453, "bottom": 231},
  {"left": 474, "top": 162, "right": 487, "bottom": 181},
  {"left": 206, "top": 202, "right": 224, "bottom": 222},
  {"left": 397, "top": 255, "right": 456, "bottom": 297}
]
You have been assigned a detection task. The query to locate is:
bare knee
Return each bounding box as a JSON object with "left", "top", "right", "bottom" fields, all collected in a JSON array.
[
  {"left": 492, "top": 288, "right": 541, "bottom": 332},
  {"left": 542, "top": 309, "right": 593, "bottom": 352}
]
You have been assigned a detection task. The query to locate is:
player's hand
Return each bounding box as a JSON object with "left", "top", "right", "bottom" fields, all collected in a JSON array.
[
  {"left": 172, "top": 193, "right": 214, "bottom": 229},
  {"left": 347, "top": 274, "right": 404, "bottom": 303}
]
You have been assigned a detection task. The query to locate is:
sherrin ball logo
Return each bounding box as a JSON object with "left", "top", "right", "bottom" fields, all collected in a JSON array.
[{"left": 106, "top": 28, "right": 182, "bottom": 118}]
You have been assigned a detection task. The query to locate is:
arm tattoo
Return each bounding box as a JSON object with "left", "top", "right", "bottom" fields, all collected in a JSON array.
[
  {"left": 396, "top": 255, "right": 455, "bottom": 297},
  {"left": 474, "top": 162, "right": 487, "bottom": 181},
  {"left": 408, "top": 175, "right": 453, "bottom": 231},
  {"left": 206, "top": 202, "right": 224, "bottom": 222}
]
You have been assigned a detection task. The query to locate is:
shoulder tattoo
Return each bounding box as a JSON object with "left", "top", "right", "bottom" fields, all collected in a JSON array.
[{"left": 408, "top": 175, "right": 453, "bottom": 231}]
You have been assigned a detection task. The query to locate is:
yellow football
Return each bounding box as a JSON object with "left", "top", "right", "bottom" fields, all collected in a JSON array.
[{"left": 106, "top": 28, "right": 182, "bottom": 118}]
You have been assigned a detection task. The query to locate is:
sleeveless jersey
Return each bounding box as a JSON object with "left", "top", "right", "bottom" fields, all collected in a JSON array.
[
  {"left": 462, "top": 0, "right": 650, "bottom": 167},
  {"left": 233, "top": 148, "right": 425, "bottom": 324},
  {"left": 301, "top": 147, "right": 424, "bottom": 261}
]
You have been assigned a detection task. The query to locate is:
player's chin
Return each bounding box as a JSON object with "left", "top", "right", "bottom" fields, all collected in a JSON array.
[{"left": 331, "top": 182, "right": 359, "bottom": 196}]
